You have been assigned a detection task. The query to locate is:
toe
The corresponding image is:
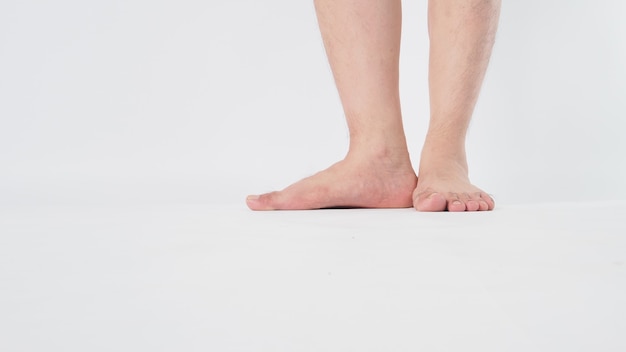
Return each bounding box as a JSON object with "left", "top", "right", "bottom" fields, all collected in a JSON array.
[
  {"left": 415, "top": 191, "right": 447, "bottom": 212},
  {"left": 245, "top": 194, "right": 263, "bottom": 211},
  {"left": 447, "top": 193, "right": 466, "bottom": 212},
  {"left": 465, "top": 192, "right": 481, "bottom": 212},
  {"left": 465, "top": 200, "right": 480, "bottom": 211},
  {"left": 246, "top": 192, "right": 278, "bottom": 211},
  {"left": 472, "top": 192, "right": 488, "bottom": 211},
  {"left": 480, "top": 193, "right": 496, "bottom": 210}
]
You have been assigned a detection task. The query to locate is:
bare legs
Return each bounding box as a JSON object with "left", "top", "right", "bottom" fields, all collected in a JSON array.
[
  {"left": 413, "top": 0, "right": 500, "bottom": 211},
  {"left": 246, "top": 0, "right": 417, "bottom": 210},
  {"left": 246, "top": 0, "right": 500, "bottom": 211}
]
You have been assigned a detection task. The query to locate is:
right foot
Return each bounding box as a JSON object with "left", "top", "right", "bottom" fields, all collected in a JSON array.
[{"left": 246, "top": 153, "right": 417, "bottom": 210}]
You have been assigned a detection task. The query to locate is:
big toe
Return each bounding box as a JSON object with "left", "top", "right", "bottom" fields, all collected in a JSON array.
[
  {"left": 414, "top": 192, "right": 447, "bottom": 212},
  {"left": 246, "top": 193, "right": 278, "bottom": 211}
]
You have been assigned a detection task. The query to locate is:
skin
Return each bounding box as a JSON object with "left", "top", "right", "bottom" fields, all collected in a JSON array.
[{"left": 246, "top": 0, "right": 500, "bottom": 212}]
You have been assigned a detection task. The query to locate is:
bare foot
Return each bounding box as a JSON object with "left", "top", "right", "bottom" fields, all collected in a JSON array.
[
  {"left": 413, "top": 145, "right": 495, "bottom": 212},
  {"left": 246, "top": 153, "right": 417, "bottom": 210}
]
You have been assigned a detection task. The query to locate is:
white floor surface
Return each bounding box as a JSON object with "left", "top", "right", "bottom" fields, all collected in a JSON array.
[{"left": 1, "top": 201, "right": 625, "bottom": 352}]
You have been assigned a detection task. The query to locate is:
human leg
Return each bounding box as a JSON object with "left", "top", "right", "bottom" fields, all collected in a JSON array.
[
  {"left": 247, "top": 0, "right": 416, "bottom": 210},
  {"left": 413, "top": 0, "right": 501, "bottom": 212}
]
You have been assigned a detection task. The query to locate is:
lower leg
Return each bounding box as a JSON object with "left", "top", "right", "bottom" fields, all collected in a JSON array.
[
  {"left": 414, "top": 0, "right": 501, "bottom": 212},
  {"left": 247, "top": 0, "right": 416, "bottom": 210}
]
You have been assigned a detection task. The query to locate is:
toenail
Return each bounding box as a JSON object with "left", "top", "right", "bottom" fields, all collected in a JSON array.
[
  {"left": 247, "top": 195, "right": 260, "bottom": 201},
  {"left": 452, "top": 200, "right": 462, "bottom": 205}
]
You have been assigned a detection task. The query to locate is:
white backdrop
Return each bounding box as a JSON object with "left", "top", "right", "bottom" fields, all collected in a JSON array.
[{"left": 1, "top": 0, "right": 625, "bottom": 206}]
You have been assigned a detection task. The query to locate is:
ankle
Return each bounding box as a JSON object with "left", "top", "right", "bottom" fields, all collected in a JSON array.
[
  {"left": 422, "top": 132, "right": 467, "bottom": 157},
  {"left": 347, "top": 142, "right": 412, "bottom": 169},
  {"left": 420, "top": 139, "right": 469, "bottom": 175},
  {"left": 418, "top": 153, "right": 469, "bottom": 181}
]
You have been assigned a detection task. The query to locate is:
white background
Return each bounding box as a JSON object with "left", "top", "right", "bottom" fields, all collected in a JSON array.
[
  {"left": 1, "top": 0, "right": 625, "bottom": 206},
  {"left": 2, "top": 3, "right": 626, "bottom": 351}
]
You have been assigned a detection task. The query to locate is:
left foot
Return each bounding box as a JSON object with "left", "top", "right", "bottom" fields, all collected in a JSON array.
[{"left": 413, "top": 143, "right": 495, "bottom": 212}]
